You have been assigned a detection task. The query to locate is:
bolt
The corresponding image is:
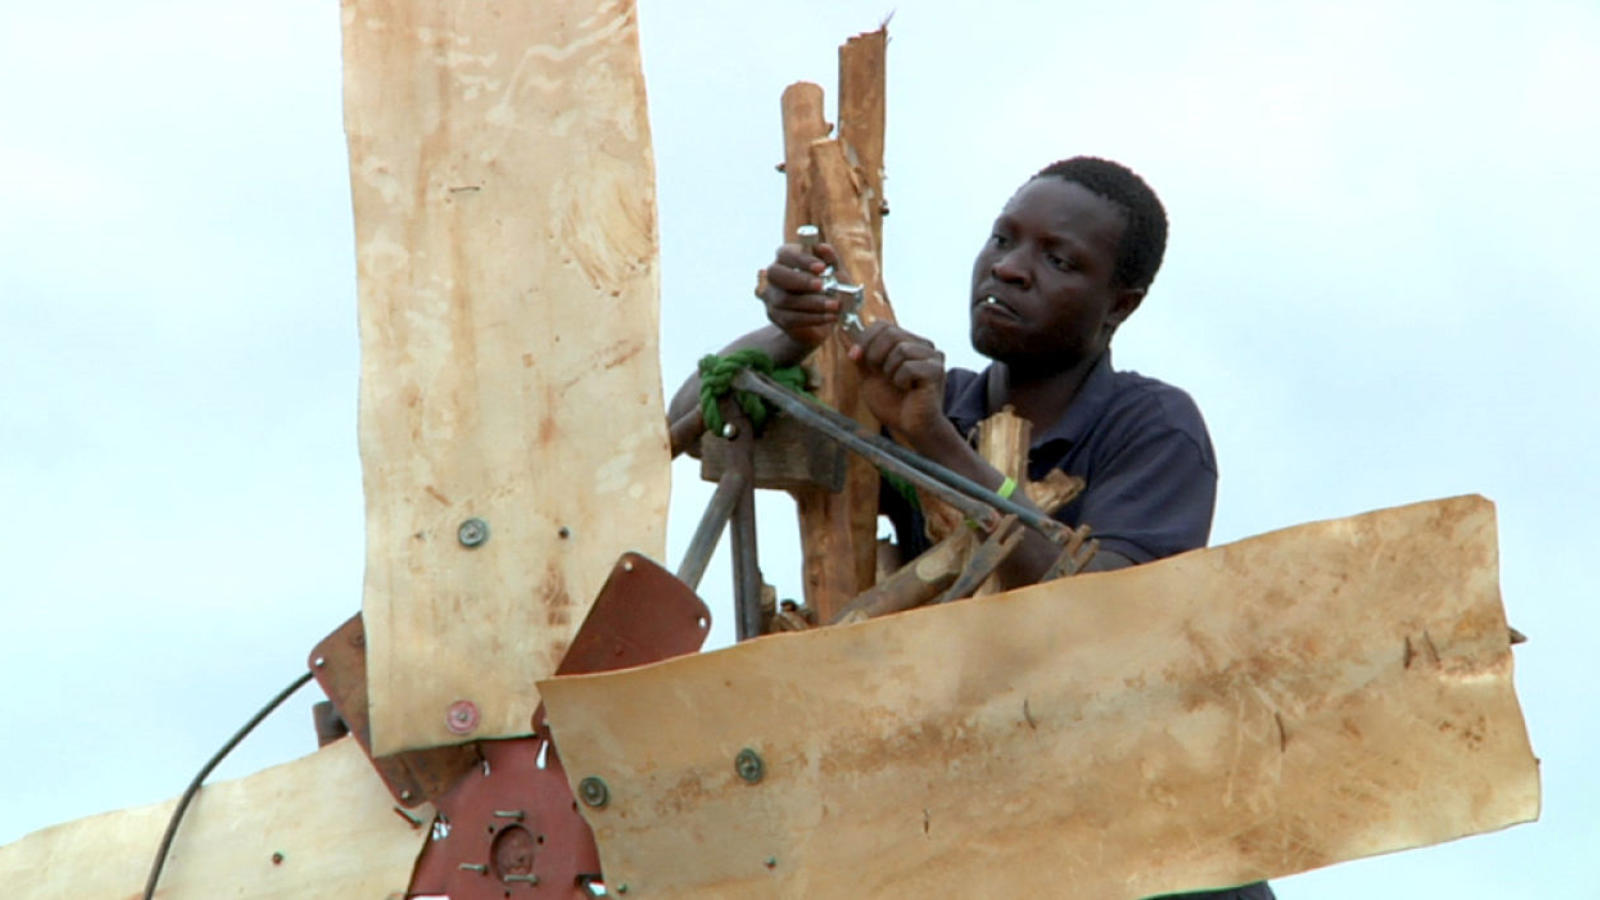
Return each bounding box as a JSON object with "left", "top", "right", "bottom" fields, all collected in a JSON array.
[
  {"left": 457, "top": 517, "right": 490, "bottom": 547},
  {"left": 720, "top": 422, "right": 739, "bottom": 440},
  {"left": 459, "top": 863, "right": 488, "bottom": 873},
  {"left": 577, "top": 776, "right": 610, "bottom": 808},
  {"left": 504, "top": 873, "right": 541, "bottom": 884},
  {"left": 493, "top": 809, "right": 525, "bottom": 820},
  {"left": 735, "top": 748, "right": 765, "bottom": 784},
  {"left": 617, "top": 885, "right": 629, "bottom": 894},
  {"left": 312, "top": 657, "right": 326, "bottom": 668},
  {"left": 271, "top": 852, "right": 284, "bottom": 865},
  {"left": 765, "top": 856, "right": 778, "bottom": 869},
  {"left": 399, "top": 790, "right": 413, "bottom": 801},
  {"left": 446, "top": 700, "right": 480, "bottom": 734}
]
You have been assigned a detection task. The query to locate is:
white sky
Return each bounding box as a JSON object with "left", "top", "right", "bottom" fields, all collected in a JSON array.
[{"left": 3, "top": 0, "right": 1597, "bottom": 895}]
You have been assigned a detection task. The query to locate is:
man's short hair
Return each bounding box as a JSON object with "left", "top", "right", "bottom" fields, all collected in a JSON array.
[{"left": 1035, "top": 157, "right": 1167, "bottom": 290}]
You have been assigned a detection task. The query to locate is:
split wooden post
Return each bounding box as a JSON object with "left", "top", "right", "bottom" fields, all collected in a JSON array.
[{"left": 781, "top": 26, "right": 893, "bottom": 624}]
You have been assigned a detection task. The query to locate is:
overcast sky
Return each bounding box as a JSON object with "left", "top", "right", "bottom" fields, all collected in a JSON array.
[{"left": 3, "top": 1, "right": 1597, "bottom": 896}]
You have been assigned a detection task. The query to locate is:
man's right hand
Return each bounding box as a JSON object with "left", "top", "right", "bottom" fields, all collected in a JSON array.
[{"left": 759, "top": 241, "right": 844, "bottom": 349}]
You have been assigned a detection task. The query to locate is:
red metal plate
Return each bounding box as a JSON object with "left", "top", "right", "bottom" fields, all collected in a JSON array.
[{"left": 406, "top": 552, "right": 711, "bottom": 897}]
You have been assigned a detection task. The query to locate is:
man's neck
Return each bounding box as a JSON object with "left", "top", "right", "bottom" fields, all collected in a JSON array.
[{"left": 985, "top": 353, "right": 1103, "bottom": 432}]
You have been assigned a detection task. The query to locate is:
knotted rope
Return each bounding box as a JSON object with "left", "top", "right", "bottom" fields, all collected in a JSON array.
[{"left": 697, "top": 349, "right": 810, "bottom": 436}]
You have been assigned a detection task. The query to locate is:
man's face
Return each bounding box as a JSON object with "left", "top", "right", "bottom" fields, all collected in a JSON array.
[{"left": 969, "top": 177, "right": 1140, "bottom": 371}]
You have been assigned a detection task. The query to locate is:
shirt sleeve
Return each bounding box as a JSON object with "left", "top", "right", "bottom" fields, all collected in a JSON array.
[{"left": 1067, "top": 426, "right": 1217, "bottom": 564}]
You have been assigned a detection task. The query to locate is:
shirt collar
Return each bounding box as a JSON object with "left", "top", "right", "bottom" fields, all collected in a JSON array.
[{"left": 947, "top": 351, "right": 1117, "bottom": 449}]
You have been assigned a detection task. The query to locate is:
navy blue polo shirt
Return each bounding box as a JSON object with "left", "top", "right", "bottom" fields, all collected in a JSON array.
[
  {"left": 943, "top": 351, "right": 1218, "bottom": 562},
  {"left": 884, "top": 351, "right": 1218, "bottom": 563},
  {"left": 886, "top": 353, "right": 1269, "bottom": 900}
]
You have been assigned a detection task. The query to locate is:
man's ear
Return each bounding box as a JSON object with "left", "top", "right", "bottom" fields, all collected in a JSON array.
[{"left": 1107, "top": 287, "right": 1146, "bottom": 331}]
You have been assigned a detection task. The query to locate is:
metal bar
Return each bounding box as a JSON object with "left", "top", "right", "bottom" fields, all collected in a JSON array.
[
  {"left": 731, "top": 486, "right": 764, "bottom": 640},
  {"left": 674, "top": 469, "right": 745, "bottom": 591},
  {"left": 723, "top": 407, "right": 765, "bottom": 641},
  {"left": 732, "top": 370, "right": 1069, "bottom": 542},
  {"left": 667, "top": 408, "right": 705, "bottom": 459}
]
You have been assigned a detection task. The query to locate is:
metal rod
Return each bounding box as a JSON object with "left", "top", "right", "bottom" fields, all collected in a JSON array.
[
  {"left": 667, "top": 409, "right": 705, "bottom": 459},
  {"left": 731, "top": 486, "right": 764, "bottom": 640},
  {"left": 675, "top": 469, "right": 745, "bottom": 591},
  {"left": 723, "top": 405, "right": 765, "bottom": 641},
  {"left": 732, "top": 370, "right": 1068, "bottom": 542}
]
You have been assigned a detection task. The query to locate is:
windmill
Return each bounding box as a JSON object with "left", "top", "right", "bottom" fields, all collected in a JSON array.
[{"left": 0, "top": 3, "right": 1538, "bottom": 897}]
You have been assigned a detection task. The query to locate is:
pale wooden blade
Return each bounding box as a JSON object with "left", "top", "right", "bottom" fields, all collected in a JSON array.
[
  {"left": 344, "top": 0, "right": 669, "bottom": 755},
  {"left": 0, "top": 738, "right": 429, "bottom": 899},
  {"left": 540, "top": 496, "right": 1538, "bottom": 899}
]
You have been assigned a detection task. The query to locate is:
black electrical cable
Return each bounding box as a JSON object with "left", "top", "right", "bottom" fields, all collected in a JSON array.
[{"left": 141, "top": 670, "right": 316, "bottom": 900}]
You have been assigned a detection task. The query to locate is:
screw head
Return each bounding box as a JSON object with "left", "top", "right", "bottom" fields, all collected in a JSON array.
[
  {"left": 735, "top": 748, "right": 765, "bottom": 784},
  {"left": 445, "top": 700, "right": 480, "bottom": 734},
  {"left": 457, "top": 517, "right": 490, "bottom": 547},
  {"left": 312, "top": 656, "right": 326, "bottom": 668},
  {"left": 577, "top": 776, "right": 610, "bottom": 809},
  {"left": 720, "top": 422, "right": 739, "bottom": 439}
]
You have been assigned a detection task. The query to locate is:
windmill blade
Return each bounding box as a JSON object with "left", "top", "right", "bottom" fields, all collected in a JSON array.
[
  {"left": 0, "top": 738, "right": 430, "bottom": 899},
  {"left": 540, "top": 495, "right": 1539, "bottom": 898},
  {"left": 343, "top": 0, "right": 669, "bottom": 757}
]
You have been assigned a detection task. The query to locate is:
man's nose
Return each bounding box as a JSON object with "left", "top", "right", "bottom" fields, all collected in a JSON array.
[{"left": 991, "top": 248, "right": 1030, "bottom": 287}]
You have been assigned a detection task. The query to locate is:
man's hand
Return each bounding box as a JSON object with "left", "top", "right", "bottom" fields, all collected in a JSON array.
[
  {"left": 760, "top": 242, "right": 845, "bottom": 349},
  {"left": 848, "top": 321, "right": 951, "bottom": 449}
]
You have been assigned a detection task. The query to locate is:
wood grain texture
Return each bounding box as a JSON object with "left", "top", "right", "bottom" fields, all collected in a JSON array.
[
  {"left": 541, "top": 496, "right": 1539, "bottom": 898},
  {"left": 0, "top": 738, "right": 430, "bottom": 899},
  {"left": 798, "top": 136, "right": 896, "bottom": 619},
  {"left": 838, "top": 27, "right": 887, "bottom": 255},
  {"left": 343, "top": 0, "right": 668, "bottom": 755}
]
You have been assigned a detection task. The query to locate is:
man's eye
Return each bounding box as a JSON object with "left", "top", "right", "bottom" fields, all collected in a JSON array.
[
  {"left": 1048, "top": 253, "right": 1073, "bottom": 271},
  {"left": 991, "top": 233, "right": 1010, "bottom": 249}
]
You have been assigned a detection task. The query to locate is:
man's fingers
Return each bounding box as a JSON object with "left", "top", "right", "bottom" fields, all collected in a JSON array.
[
  {"left": 775, "top": 243, "right": 828, "bottom": 276},
  {"left": 766, "top": 261, "right": 828, "bottom": 295},
  {"left": 890, "top": 358, "right": 943, "bottom": 391}
]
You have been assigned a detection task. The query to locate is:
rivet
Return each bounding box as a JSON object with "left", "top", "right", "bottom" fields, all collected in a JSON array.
[
  {"left": 765, "top": 856, "right": 778, "bottom": 869},
  {"left": 720, "top": 422, "right": 739, "bottom": 439},
  {"left": 622, "top": 559, "right": 635, "bottom": 573},
  {"left": 617, "top": 885, "right": 629, "bottom": 894},
  {"left": 271, "top": 851, "right": 284, "bottom": 865},
  {"left": 399, "top": 790, "right": 413, "bottom": 801},
  {"left": 457, "top": 517, "right": 490, "bottom": 547},
  {"left": 312, "top": 657, "right": 326, "bottom": 668},
  {"left": 558, "top": 525, "right": 571, "bottom": 539},
  {"left": 735, "top": 748, "right": 765, "bottom": 784},
  {"left": 446, "top": 700, "right": 480, "bottom": 734},
  {"left": 577, "top": 776, "right": 610, "bottom": 809}
]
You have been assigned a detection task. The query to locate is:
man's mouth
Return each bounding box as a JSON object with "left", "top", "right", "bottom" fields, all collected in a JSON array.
[{"left": 974, "top": 293, "right": 1019, "bottom": 317}]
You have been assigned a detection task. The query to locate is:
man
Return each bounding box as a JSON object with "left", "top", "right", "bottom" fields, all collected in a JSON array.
[{"left": 672, "top": 156, "right": 1267, "bottom": 899}]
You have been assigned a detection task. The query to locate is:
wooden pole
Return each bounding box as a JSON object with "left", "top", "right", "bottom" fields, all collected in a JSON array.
[{"left": 781, "top": 28, "right": 895, "bottom": 624}]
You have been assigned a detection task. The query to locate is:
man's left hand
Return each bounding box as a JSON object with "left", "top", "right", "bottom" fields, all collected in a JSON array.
[{"left": 848, "top": 322, "right": 950, "bottom": 450}]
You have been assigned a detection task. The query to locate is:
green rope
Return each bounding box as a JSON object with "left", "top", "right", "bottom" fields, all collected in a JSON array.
[
  {"left": 698, "top": 349, "right": 810, "bottom": 436},
  {"left": 697, "top": 349, "right": 921, "bottom": 516}
]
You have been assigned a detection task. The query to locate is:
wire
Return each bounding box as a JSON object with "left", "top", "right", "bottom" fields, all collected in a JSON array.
[{"left": 141, "top": 670, "right": 316, "bottom": 900}]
